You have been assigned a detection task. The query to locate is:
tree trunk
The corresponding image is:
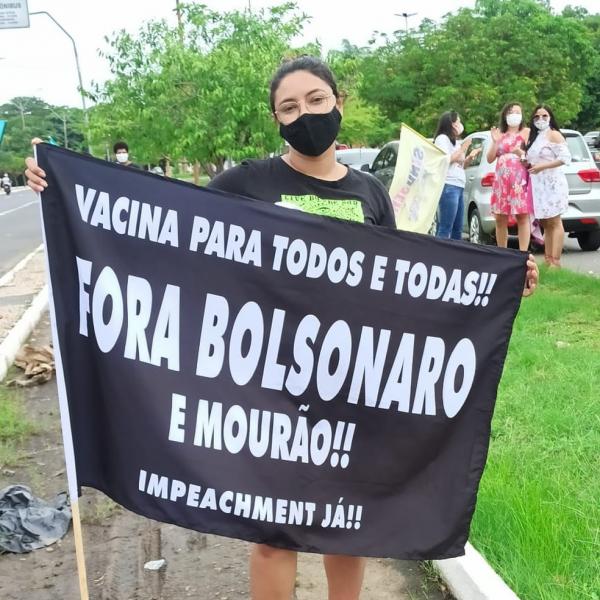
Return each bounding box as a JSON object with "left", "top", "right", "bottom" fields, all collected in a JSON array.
[{"left": 193, "top": 161, "right": 200, "bottom": 185}]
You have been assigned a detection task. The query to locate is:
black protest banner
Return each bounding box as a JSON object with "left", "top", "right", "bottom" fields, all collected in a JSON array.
[{"left": 38, "top": 144, "right": 526, "bottom": 560}]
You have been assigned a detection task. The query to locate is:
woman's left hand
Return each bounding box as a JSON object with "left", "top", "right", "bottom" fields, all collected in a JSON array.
[
  {"left": 523, "top": 254, "right": 539, "bottom": 297},
  {"left": 528, "top": 163, "right": 546, "bottom": 175}
]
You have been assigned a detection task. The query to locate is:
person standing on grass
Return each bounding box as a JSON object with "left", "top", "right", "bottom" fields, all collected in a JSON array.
[
  {"left": 487, "top": 103, "right": 531, "bottom": 251},
  {"left": 526, "top": 105, "right": 571, "bottom": 268}
]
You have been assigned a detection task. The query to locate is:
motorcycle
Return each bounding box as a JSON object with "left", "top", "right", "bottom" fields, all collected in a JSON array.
[{"left": 2, "top": 183, "right": 10, "bottom": 196}]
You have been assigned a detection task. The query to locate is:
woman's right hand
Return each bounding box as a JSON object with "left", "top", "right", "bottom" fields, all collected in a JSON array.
[
  {"left": 490, "top": 127, "right": 502, "bottom": 143},
  {"left": 25, "top": 138, "right": 47, "bottom": 193}
]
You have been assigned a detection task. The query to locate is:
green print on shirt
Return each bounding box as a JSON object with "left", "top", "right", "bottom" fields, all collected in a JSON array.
[{"left": 279, "top": 195, "right": 364, "bottom": 223}]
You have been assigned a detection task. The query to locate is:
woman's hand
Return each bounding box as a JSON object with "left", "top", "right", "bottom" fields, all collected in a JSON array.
[
  {"left": 467, "top": 147, "right": 482, "bottom": 161},
  {"left": 490, "top": 127, "right": 502, "bottom": 143},
  {"left": 25, "top": 138, "right": 47, "bottom": 193},
  {"left": 523, "top": 254, "right": 539, "bottom": 297},
  {"left": 528, "top": 163, "right": 546, "bottom": 175},
  {"left": 511, "top": 146, "right": 526, "bottom": 159}
]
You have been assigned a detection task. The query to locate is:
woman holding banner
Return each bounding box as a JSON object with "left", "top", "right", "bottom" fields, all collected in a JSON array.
[
  {"left": 24, "top": 55, "right": 539, "bottom": 600},
  {"left": 487, "top": 103, "right": 531, "bottom": 251}
]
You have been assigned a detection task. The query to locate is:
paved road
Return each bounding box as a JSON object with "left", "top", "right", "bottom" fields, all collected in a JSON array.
[
  {"left": 560, "top": 236, "right": 600, "bottom": 276},
  {"left": 1, "top": 186, "right": 599, "bottom": 279},
  {"left": 0, "top": 188, "right": 42, "bottom": 278}
]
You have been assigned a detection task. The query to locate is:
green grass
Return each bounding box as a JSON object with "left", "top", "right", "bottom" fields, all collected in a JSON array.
[
  {"left": 470, "top": 267, "right": 600, "bottom": 600},
  {"left": 0, "top": 385, "right": 35, "bottom": 467}
]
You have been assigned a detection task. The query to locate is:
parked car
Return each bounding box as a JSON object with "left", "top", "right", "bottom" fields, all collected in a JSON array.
[
  {"left": 583, "top": 131, "right": 599, "bottom": 147},
  {"left": 463, "top": 129, "right": 600, "bottom": 250},
  {"left": 369, "top": 140, "right": 438, "bottom": 235},
  {"left": 369, "top": 132, "right": 600, "bottom": 251},
  {"left": 335, "top": 147, "right": 380, "bottom": 171},
  {"left": 369, "top": 142, "right": 399, "bottom": 189}
]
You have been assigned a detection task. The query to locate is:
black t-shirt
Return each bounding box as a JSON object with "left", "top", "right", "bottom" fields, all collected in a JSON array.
[{"left": 207, "top": 157, "right": 395, "bottom": 228}]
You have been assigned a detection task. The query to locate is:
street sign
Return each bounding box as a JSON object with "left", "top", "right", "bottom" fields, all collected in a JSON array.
[
  {"left": 0, "top": 120, "right": 6, "bottom": 146},
  {"left": 0, "top": 1, "right": 29, "bottom": 29}
]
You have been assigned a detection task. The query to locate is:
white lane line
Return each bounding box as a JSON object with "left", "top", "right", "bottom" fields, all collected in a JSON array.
[
  {"left": 0, "top": 244, "right": 44, "bottom": 287},
  {"left": 0, "top": 200, "right": 39, "bottom": 217}
]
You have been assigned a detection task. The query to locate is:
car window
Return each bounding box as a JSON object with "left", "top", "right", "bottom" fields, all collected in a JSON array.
[
  {"left": 466, "top": 137, "right": 486, "bottom": 168},
  {"left": 386, "top": 146, "right": 398, "bottom": 169},
  {"left": 564, "top": 134, "right": 591, "bottom": 163},
  {"left": 372, "top": 148, "right": 389, "bottom": 171}
]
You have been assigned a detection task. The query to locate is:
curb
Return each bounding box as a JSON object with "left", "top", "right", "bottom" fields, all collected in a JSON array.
[
  {"left": 434, "top": 542, "right": 520, "bottom": 600},
  {"left": 0, "top": 285, "right": 49, "bottom": 381}
]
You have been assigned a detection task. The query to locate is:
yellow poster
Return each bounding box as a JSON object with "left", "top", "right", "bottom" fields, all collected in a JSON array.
[{"left": 389, "top": 123, "right": 449, "bottom": 233}]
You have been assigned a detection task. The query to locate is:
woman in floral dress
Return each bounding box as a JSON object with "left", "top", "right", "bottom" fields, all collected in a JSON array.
[
  {"left": 526, "top": 105, "right": 571, "bottom": 268},
  {"left": 487, "top": 103, "right": 531, "bottom": 251}
]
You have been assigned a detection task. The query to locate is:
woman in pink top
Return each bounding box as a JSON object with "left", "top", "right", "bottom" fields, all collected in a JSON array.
[{"left": 487, "top": 103, "right": 531, "bottom": 251}]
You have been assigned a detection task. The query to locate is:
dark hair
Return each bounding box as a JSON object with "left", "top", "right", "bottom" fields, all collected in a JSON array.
[
  {"left": 434, "top": 111, "right": 460, "bottom": 143},
  {"left": 499, "top": 102, "right": 524, "bottom": 133},
  {"left": 269, "top": 56, "right": 339, "bottom": 112},
  {"left": 526, "top": 104, "right": 560, "bottom": 150},
  {"left": 113, "top": 141, "right": 129, "bottom": 153}
]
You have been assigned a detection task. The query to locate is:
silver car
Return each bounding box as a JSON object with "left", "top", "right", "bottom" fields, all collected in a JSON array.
[{"left": 463, "top": 129, "right": 600, "bottom": 251}]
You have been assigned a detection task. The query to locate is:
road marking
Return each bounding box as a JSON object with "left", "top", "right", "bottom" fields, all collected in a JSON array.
[
  {"left": 0, "top": 200, "right": 38, "bottom": 217},
  {"left": 0, "top": 244, "right": 44, "bottom": 287}
]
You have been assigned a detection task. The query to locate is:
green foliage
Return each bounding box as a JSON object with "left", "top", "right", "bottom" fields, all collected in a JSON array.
[
  {"left": 91, "top": 3, "right": 310, "bottom": 173},
  {"left": 360, "top": 0, "right": 597, "bottom": 136},
  {"left": 0, "top": 97, "right": 86, "bottom": 180},
  {"left": 339, "top": 98, "right": 395, "bottom": 147}
]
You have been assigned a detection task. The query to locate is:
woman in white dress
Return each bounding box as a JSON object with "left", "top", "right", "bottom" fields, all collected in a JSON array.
[{"left": 526, "top": 105, "right": 571, "bottom": 267}]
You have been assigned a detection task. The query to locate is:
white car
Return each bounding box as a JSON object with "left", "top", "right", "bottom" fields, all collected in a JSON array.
[{"left": 335, "top": 148, "right": 380, "bottom": 171}]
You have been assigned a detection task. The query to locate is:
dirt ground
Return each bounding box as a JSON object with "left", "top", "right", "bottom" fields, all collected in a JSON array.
[{"left": 0, "top": 317, "right": 449, "bottom": 600}]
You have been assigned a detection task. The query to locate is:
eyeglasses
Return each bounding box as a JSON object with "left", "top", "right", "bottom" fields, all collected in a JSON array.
[
  {"left": 534, "top": 115, "right": 550, "bottom": 120},
  {"left": 274, "top": 93, "right": 335, "bottom": 124}
]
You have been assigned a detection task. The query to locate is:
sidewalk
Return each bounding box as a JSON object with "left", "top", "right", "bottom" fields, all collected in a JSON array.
[{"left": 0, "top": 256, "right": 448, "bottom": 599}]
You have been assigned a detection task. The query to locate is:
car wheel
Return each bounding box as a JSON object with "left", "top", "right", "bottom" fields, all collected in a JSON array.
[
  {"left": 576, "top": 230, "right": 600, "bottom": 251},
  {"left": 469, "top": 208, "right": 491, "bottom": 245}
]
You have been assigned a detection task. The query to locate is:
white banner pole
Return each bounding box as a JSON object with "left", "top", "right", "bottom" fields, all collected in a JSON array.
[{"left": 34, "top": 144, "right": 90, "bottom": 600}]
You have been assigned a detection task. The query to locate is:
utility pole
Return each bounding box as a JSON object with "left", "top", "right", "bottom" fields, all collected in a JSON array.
[
  {"left": 175, "top": 0, "right": 183, "bottom": 43},
  {"left": 394, "top": 12, "right": 418, "bottom": 34},
  {"left": 10, "top": 99, "right": 28, "bottom": 129},
  {"left": 29, "top": 11, "right": 91, "bottom": 154},
  {"left": 48, "top": 107, "right": 68, "bottom": 148}
]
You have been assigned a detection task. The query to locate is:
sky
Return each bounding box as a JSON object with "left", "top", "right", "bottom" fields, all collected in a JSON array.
[{"left": 1, "top": 0, "right": 598, "bottom": 108}]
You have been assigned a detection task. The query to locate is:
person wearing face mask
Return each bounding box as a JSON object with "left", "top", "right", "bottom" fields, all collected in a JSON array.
[
  {"left": 487, "top": 103, "right": 531, "bottom": 251},
  {"left": 433, "top": 111, "right": 481, "bottom": 240},
  {"left": 113, "top": 141, "right": 141, "bottom": 169},
  {"left": 207, "top": 56, "right": 396, "bottom": 229},
  {"left": 23, "top": 55, "right": 540, "bottom": 600},
  {"left": 526, "top": 104, "right": 571, "bottom": 268}
]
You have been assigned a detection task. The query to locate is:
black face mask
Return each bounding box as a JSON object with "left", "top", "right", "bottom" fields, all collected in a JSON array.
[{"left": 279, "top": 107, "right": 342, "bottom": 157}]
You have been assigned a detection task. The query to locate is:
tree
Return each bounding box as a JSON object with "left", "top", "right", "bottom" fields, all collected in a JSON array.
[
  {"left": 359, "top": 0, "right": 596, "bottom": 135},
  {"left": 0, "top": 97, "right": 86, "bottom": 180},
  {"left": 91, "top": 2, "right": 309, "bottom": 176}
]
